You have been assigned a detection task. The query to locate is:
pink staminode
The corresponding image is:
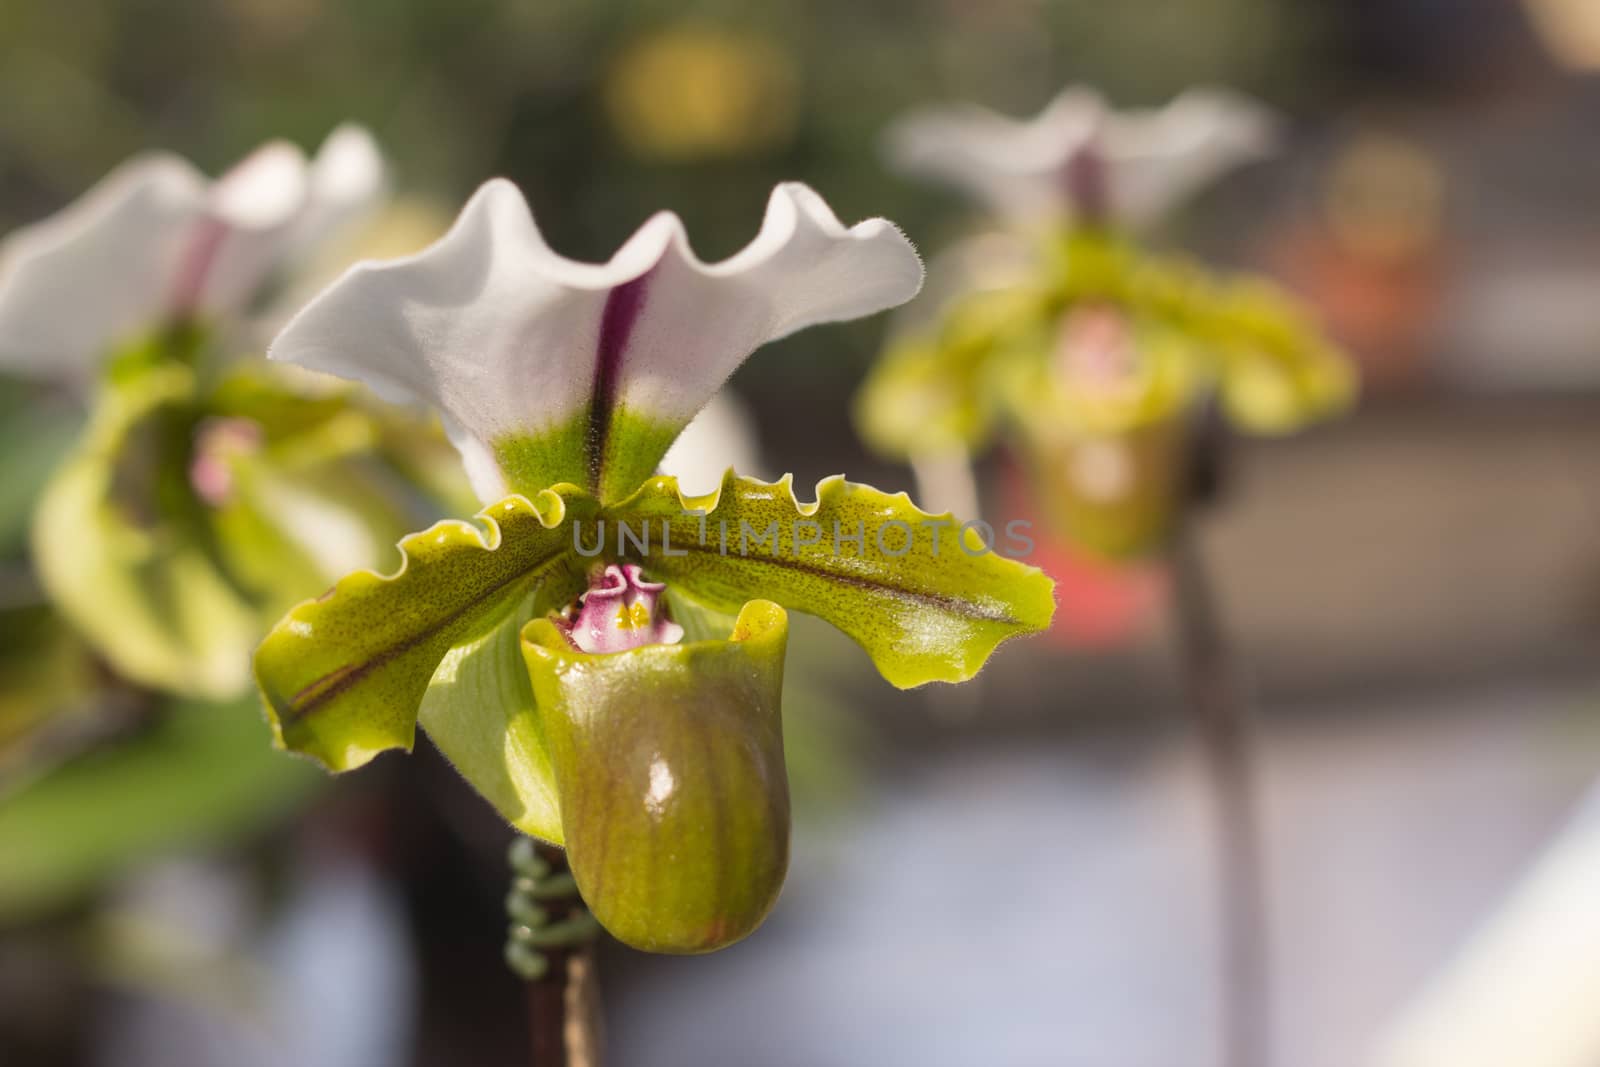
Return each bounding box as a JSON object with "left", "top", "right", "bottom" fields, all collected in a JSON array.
[{"left": 556, "top": 563, "right": 685, "bottom": 654}]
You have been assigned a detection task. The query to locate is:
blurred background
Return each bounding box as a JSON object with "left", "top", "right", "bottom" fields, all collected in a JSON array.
[{"left": 3, "top": 0, "right": 1600, "bottom": 1064}]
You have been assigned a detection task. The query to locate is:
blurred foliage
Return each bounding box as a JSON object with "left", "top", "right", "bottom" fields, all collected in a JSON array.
[{"left": 0, "top": 696, "right": 318, "bottom": 924}]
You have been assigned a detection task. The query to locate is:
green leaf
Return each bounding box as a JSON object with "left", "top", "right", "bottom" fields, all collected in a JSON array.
[
  {"left": 603, "top": 472, "right": 1056, "bottom": 687},
  {"left": 254, "top": 489, "right": 592, "bottom": 772},
  {"left": 522, "top": 599, "right": 789, "bottom": 954},
  {"left": 0, "top": 697, "right": 319, "bottom": 924}
]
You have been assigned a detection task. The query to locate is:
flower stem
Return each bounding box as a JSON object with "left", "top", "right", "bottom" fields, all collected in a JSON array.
[
  {"left": 505, "top": 838, "right": 603, "bottom": 1066},
  {"left": 1171, "top": 527, "right": 1270, "bottom": 1067}
]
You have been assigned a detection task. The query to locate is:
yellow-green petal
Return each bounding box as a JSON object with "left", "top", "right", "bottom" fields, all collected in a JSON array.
[
  {"left": 253, "top": 489, "right": 592, "bottom": 771},
  {"left": 602, "top": 472, "right": 1056, "bottom": 687}
]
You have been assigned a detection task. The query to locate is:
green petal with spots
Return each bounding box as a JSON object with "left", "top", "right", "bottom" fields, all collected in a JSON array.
[
  {"left": 493, "top": 406, "right": 682, "bottom": 504},
  {"left": 523, "top": 599, "right": 789, "bottom": 954},
  {"left": 601, "top": 472, "right": 1056, "bottom": 687},
  {"left": 253, "top": 489, "right": 593, "bottom": 772}
]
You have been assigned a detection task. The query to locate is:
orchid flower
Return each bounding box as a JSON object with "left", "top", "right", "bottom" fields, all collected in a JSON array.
[
  {"left": 0, "top": 124, "right": 386, "bottom": 382},
  {"left": 1, "top": 129, "right": 469, "bottom": 699},
  {"left": 861, "top": 88, "right": 1354, "bottom": 559},
  {"left": 253, "top": 179, "right": 1056, "bottom": 953}
]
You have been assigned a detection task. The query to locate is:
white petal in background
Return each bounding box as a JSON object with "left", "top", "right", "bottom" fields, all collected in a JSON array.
[
  {"left": 289, "top": 124, "right": 389, "bottom": 260},
  {"left": 885, "top": 87, "right": 1278, "bottom": 229},
  {"left": 177, "top": 125, "right": 389, "bottom": 324},
  {"left": 0, "top": 155, "right": 206, "bottom": 380},
  {"left": 0, "top": 125, "right": 387, "bottom": 381},
  {"left": 269, "top": 179, "right": 922, "bottom": 502},
  {"left": 1104, "top": 89, "right": 1281, "bottom": 229},
  {"left": 658, "top": 390, "right": 765, "bottom": 495}
]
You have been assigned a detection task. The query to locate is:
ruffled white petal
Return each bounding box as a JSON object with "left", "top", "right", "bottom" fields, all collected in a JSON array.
[
  {"left": 0, "top": 154, "right": 207, "bottom": 377},
  {"left": 268, "top": 179, "right": 922, "bottom": 496},
  {"left": 885, "top": 86, "right": 1277, "bottom": 227}
]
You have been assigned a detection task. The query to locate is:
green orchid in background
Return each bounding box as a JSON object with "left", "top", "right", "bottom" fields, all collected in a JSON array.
[
  {"left": 253, "top": 179, "right": 1056, "bottom": 953},
  {"left": 0, "top": 126, "right": 473, "bottom": 701},
  {"left": 860, "top": 88, "right": 1355, "bottom": 558}
]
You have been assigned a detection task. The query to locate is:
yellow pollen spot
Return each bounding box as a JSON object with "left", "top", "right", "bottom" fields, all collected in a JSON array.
[{"left": 616, "top": 602, "right": 652, "bottom": 631}]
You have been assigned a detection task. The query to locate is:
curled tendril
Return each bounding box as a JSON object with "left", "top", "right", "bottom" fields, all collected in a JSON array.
[{"left": 503, "top": 836, "right": 600, "bottom": 981}]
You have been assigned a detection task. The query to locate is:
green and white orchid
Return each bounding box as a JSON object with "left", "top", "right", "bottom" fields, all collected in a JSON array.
[
  {"left": 254, "top": 179, "right": 1056, "bottom": 953},
  {"left": 0, "top": 127, "right": 469, "bottom": 699},
  {"left": 863, "top": 87, "right": 1354, "bottom": 558}
]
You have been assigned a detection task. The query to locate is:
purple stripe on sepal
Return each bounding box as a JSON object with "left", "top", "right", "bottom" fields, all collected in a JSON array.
[{"left": 586, "top": 272, "right": 652, "bottom": 490}]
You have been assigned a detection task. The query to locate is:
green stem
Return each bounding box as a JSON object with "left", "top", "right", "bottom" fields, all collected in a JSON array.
[{"left": 1171, "top": 527, "right": 1270, "bottom": 1067}]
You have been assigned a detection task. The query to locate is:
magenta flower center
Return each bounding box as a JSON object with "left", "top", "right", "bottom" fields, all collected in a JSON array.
[{"left": 556, "top": 564, "right": 685, "bottom": 654}]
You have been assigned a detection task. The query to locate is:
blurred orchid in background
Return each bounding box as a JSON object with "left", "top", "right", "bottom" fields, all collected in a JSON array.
[
  {"left": 862, "top": 86, "right": 1355, "bottom": 567},
  {"left": 0, "top": 125, "right": 481, "bottom": 931},
  {"left": 0, "top": 127, "right": 474, "bottom": 701},
  {"left": 866, "top": 85, "right": 1356, "bottom": 1067},
  {"left": 253, "top": 178, "right": 1055, "bottom": 953}
]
